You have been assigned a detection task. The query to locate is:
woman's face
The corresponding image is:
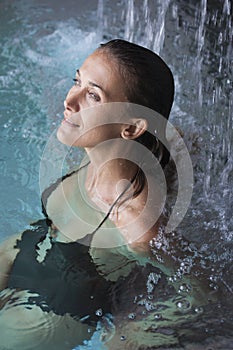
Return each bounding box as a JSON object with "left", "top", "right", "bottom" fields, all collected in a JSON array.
[{"left": 57, "top": 50, "right": 129, "bottom": 149}]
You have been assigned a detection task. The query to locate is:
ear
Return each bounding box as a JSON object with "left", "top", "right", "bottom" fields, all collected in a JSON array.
[{"left": 121, "top": 118, "right": 148, "bottom": 140}]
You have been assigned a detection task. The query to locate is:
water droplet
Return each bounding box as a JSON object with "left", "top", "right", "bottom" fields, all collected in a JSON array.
[
  {"left": 145, "top": 301, "right": 156, "bottom": 311},
  {"left": 176, "top": 299, "right": 191, "bottom": 310},
  {"left": 194, "top": 306, "right": 203, "bottom": 314},
  {"left": 209, "top": 275, "right": 218, "bottom": 282},
  {"left": 95, "top": 308, "right": 103, "bottom": 317},
  {"left": 90, "top": 295, "right": 94, "bottom": 299},
  {"left": 154, "top": 129, "right": 157, "bottom": 134},
  {"left": 209, "top": 282, "right": 218, "bottom": 290},
  {"left": 154, "top": 313, "right": 161, "bottom": 320},
  {"left": 179, "top": 283, "right": 192, "bottom": 294},
  {"left": 128, "top": 313, "right": 136, "bottom": 320}
]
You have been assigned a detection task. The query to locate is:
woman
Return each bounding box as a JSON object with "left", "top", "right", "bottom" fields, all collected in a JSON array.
[
  {"left": 44, "top": 38, "right": 174, "bottom": 249},
  {"left": 0, "top": 40, "right": 217, "bottom": 350}
]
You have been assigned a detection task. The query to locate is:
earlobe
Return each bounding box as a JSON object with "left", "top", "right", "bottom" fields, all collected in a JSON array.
[{"left": 121, "top": 119, "right": 148, "bottom": 140}]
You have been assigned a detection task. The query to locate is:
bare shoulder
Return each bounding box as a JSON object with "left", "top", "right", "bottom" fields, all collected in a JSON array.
[
  {"left": 116, "top": 175, "right": 162, "bottom": 247},
  {"left": 126, "top": 172, "right": 164, "bottom": 222}
]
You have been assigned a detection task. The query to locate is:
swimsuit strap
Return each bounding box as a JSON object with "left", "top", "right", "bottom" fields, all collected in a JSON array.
[{"left": 41, "top": 161, "right": 90, "bottom": 225}]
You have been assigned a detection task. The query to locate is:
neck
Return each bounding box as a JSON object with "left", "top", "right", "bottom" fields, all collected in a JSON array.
[
  {"left": 84, "top": 140, "right": 141, "bottom": 205},
  {"left": 85, "top": 157, "right": 139, "bottom": 206}
]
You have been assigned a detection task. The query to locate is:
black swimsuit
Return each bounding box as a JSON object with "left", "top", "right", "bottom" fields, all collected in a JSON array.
[
  {"left": 7, "top": 219, "right": 114, "bottom": 324},
  {"left": 7, "top": 165, "right": 117, "bottom": 324},
  {"left": 7, "top": 164, "right": 152, "bottom": 325}
]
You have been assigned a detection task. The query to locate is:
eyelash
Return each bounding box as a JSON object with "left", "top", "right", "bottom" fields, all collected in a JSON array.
[
  {"left": 73, "top": 78, "right": 81, "bottom": 86},
  {"left": 72, "top": 78, "right": 100, "bottom": 102}
]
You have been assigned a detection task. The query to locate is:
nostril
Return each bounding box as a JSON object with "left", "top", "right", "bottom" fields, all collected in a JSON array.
[
  {"left": 64, "top": 103, "right": 74, "bottom": 112},
  {"left": 64, "top": 100, "right": 73, "bottom": 111}
]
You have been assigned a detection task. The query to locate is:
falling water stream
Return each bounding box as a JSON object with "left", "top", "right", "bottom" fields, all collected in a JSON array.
[{"left": 0, "top": 0, "right": 232, "bottom": 349}]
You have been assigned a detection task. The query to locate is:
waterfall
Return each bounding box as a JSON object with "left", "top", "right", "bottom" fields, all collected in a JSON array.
[
  {"left": 152, "top": 0, "right": 170, "bottom": 53},
  {"left": 123, "top": 0, "right": 171, "bottom": 53},
  {"left": 124, "top": 0, "right": 135, "bottom": 42},
  {"left": 195, "top": 0, "right": 207, "bottom": 107}
]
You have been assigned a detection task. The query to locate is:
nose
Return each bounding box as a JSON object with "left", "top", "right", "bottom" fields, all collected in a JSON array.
[{"left": 64, "top": 88, "right": 81, "bottom": 113}]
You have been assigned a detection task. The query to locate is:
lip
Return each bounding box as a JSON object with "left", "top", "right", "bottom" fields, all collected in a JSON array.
[{"left": 62, "top": 112, "right": 80, "bottom": 127}]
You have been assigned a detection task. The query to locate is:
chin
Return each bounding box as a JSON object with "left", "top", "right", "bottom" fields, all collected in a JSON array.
[{"left": 56, "top": 127, "right": 70, "bottom": 146}]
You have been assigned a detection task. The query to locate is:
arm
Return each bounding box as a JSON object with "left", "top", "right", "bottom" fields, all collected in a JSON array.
[{"left": 0, "top": 233, "right": 21, "bottom": 290}]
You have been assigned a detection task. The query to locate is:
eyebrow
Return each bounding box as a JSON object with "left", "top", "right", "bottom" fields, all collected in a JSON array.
[{"left": 76, "top": 69, "right": 104, "bottom": 92}]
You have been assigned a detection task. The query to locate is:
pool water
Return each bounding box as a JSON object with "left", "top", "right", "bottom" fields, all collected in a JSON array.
[{"left": 0, "top": 0, "right": 232, "bottom": 349}]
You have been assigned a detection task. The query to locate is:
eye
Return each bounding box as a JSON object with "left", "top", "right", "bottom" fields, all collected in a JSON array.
[
  {"left": 73, "top": 78, "right": 81, "bottom": 87},
  {"left": 88, "top": 91, "right": 101, "bottom": 102}
]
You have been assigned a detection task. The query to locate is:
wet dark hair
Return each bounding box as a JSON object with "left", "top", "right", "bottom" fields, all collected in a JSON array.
[{"left": 98, "top": 39, "right": 174, "bottom": 168}]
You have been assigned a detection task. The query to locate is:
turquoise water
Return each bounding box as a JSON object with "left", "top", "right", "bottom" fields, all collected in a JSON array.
[
  {"left": 0, "top": 0, "right": 232, "bottom": 349},
  {"left": 0, "top": 0, "right": 101, "bottom": 237}
]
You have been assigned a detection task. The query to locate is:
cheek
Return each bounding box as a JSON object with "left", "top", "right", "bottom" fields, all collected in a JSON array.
[
  {"left": 56, "top": 124, "right": 81, "bottom": 147},
  {"left": 56, "top": 124, "right": 98, "bottom": 148},
  {"left": 76, "top": 127, "right": 117, "bottom": 148}
]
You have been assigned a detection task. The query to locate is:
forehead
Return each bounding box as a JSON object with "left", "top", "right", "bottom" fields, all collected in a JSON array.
[
  {"left": 80, "top": 51, "right": 113, "bottom": 80},
  {"left": 79, "top": 51, "right": 127, "bottom": 100}
]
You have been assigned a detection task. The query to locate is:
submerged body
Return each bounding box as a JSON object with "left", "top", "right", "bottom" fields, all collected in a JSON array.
[{"left": 0, "top": 163, "right": 219, "bottom": 349}]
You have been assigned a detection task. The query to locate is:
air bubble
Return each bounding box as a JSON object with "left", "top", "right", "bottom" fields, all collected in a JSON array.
[
  {"left": 120, "top": 335, "right": 126, "bottom": 341},
  {"left": 95, "top": 308, "right": 103, "bottom": 317}
]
